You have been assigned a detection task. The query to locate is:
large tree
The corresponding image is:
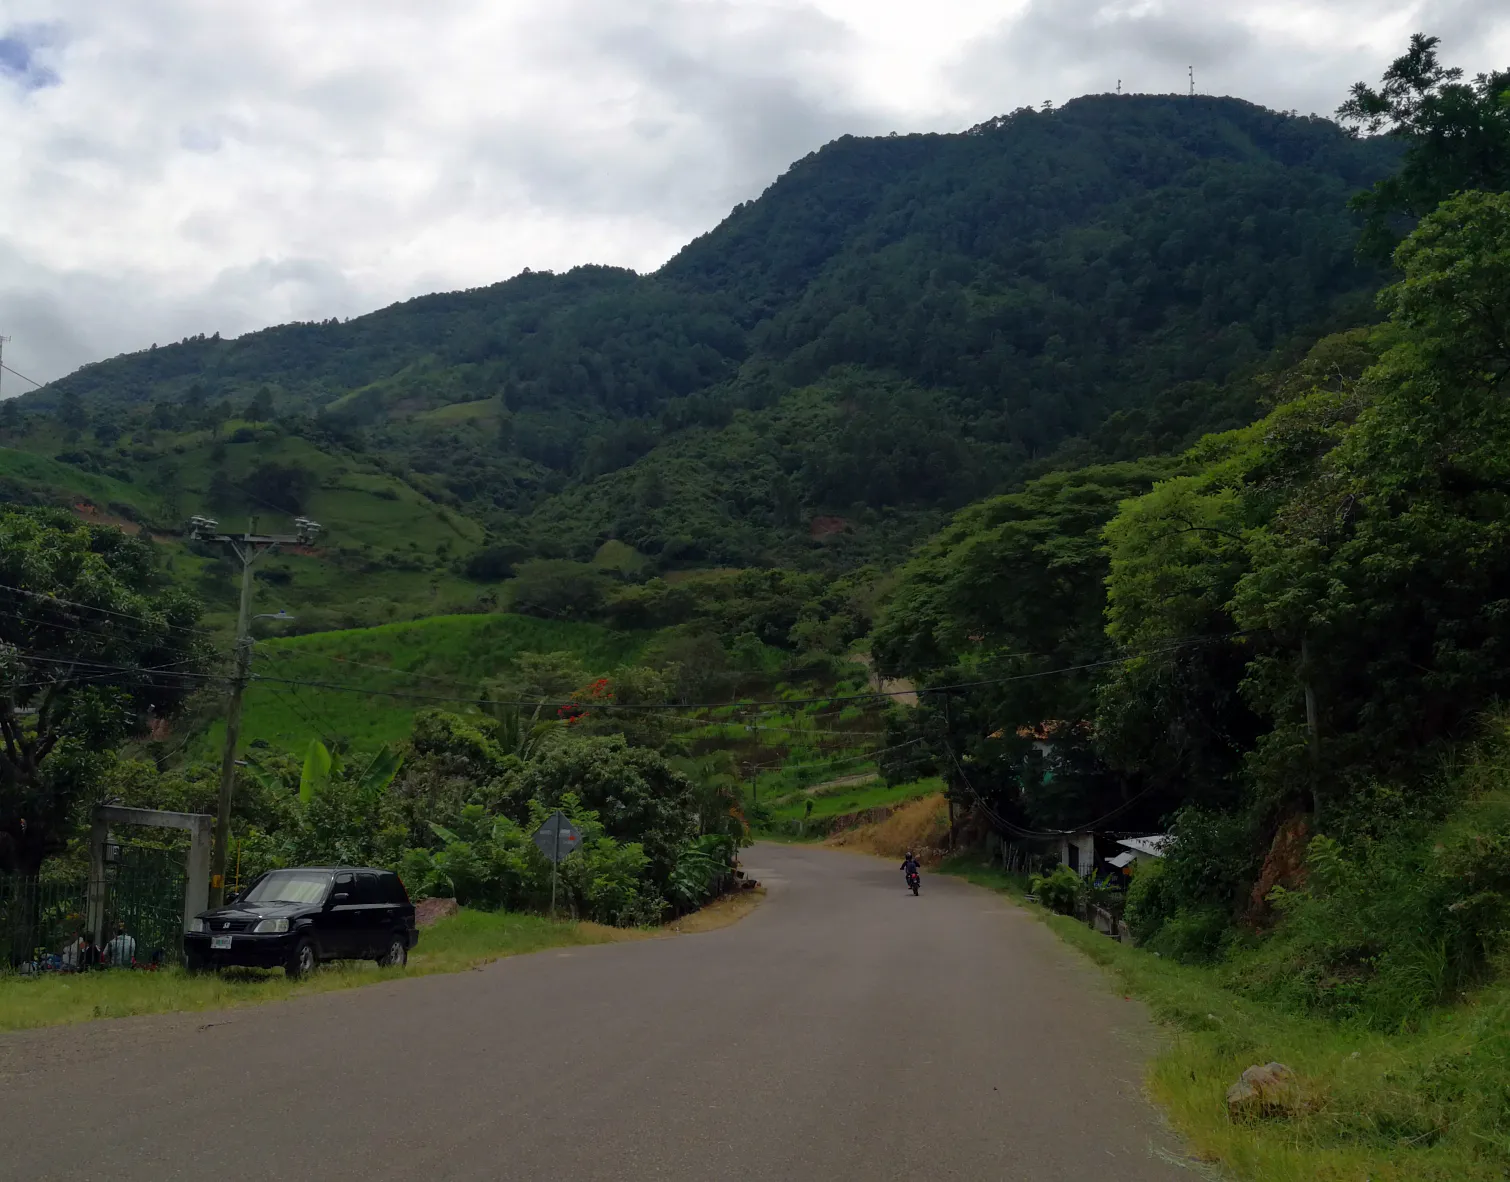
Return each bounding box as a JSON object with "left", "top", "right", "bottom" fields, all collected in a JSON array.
[
  {"left": 1234, "top": 190, "right": 1510, "bottom": 799},
  {"left": 1339, "top": 34, "right": 1510, "bottom": 259},
  {"left": 0, "top": 508, "right": 212, "bottom": 875},
  {"left": 872, "top": 461, "right": 1176, "bottom": 829},
  {"left": 504, "top": 733, "right": 695, "bottom": 884}
]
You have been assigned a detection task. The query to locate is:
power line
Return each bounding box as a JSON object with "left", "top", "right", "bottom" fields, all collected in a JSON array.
[
  {"left": 746, "top": 737, "right": 922, "bottom": 777},
  {"left": 243, "top": 635, "right": 1234, "bottom": 713},
  {"left": 256, "top": 648, "right": 892, "bottom": 738},
  {"left": 4, "top": 632, "right": 1240, "bottom": 721},
  {"left": 8, "top": 650, "right": 218, "bottom": 678},
  {"left": 263, "top": 681, "right": 340, "bottom": 745},
  {"left": 0, "top": 581, "right": 217, "bottom": 640},
  {"left": 944, "top": 742, "right": 1056, "bottom": 840},
  {"left": 256, "top": 643, "right": 478, "bottom": 688},
  {"left": 0, "top": 360, "right": 43, "bottom": 390},
  {"left": 660, "top": 713, "right": 891, "bottom": 738}
]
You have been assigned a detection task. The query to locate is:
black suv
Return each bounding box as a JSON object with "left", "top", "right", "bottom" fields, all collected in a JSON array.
[{"left": 185, "top": 867, "right": 418, "bottom": 978}]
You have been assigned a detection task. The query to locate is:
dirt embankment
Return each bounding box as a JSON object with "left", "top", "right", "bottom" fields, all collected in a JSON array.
[
  {"left": 823, "top": 793, "right": 950, "bottom": 861},
  {"left": 849, "top": 652, "right": 918, "bottom": 706}
]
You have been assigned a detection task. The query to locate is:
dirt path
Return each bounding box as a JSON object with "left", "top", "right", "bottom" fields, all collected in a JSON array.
[{"left": 800, "top": 771, "right": 880, "bottom": 796}]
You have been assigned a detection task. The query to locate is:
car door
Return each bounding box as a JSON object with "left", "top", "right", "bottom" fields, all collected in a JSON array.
[
  {"left": 373, "top": 872, "right": 405, "bottom": 943},
  {"left": 352, "top": 872, "right": 387, "bottom": 957},
  {"left": 321, "top": 871, "right": 361, "bottom": 958}
]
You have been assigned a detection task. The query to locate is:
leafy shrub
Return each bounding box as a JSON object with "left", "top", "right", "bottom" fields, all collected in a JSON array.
[
  {"left": 398, "top": 796, "right": 665, "bottom": 926},
  {"left": 1123, "top": 859, "right": 1169, "bottom": 943},
  {"left": 508, "top": 559, "right": 607, "bottom": 619},
  {"left": 1143, "top": 905, "right": 1232, "bottom": 964},
  {"left": 1030, "top": 866, "right": 1082, "bottom": 914},
  {"left": 1232, "top": 784, "right": 1510, "bottom": 1029},
  {"left": 1130, "top": 806, "right": 1260, "bottom": 947}
]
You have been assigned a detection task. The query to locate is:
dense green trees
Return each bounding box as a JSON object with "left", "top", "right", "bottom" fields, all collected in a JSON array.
[
  {"left": 872, "top": 462, "right": 1174, "bottom": 828},
  {"left": 12, "top": 94, "right": 1399, "bottom": 572},
  {"left": 230, "top": 708, "right": 714, "bottom": 925},
  {"left": 0, "top": 508, "right": 211, "bottom": 874},
  {"left": 863, "top": 39, "right": 1510, "bottom": 941}
]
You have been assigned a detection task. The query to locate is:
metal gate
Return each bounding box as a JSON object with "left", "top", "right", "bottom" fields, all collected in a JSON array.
[
  {"left": 103, "top": 843, "right": 188, "bottom": 967},
  {"left": 1, "top": 844, "right": 187, "bottom": 972}
]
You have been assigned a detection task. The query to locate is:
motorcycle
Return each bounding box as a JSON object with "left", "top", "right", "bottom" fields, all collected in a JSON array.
[{"left": 906, "top": 869, "right": 920, "bottom": 896}]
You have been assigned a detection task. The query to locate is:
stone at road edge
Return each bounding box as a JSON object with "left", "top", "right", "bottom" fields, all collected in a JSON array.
[{"left": 1226, "top": 1061, "right": 1300, "bottom": 1121}]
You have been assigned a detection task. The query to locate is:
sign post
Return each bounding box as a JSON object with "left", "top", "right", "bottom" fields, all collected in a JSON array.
[{"left": 532, "top": 810, "right": 582, "bottom": 919}]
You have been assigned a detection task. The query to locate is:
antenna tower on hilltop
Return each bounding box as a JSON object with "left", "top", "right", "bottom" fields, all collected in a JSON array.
[{"left": 1189, "top": 66, "right": 1195, "bottom": 96}]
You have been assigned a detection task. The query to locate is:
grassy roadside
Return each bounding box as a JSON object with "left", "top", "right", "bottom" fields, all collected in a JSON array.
[
  {"left": 0, "top": 910, "right": 631, "bottom": 1034},
  {"left": 937, "top": 853, "right": 1510, "bottom": 1182},
  {"left": 0, "top": 888, "right": 770, "bottom": 1034}
]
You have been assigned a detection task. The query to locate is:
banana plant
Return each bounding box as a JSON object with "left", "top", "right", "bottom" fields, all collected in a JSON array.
[{"left": 246, "top": 739, "right": 404, "bottom": 808}]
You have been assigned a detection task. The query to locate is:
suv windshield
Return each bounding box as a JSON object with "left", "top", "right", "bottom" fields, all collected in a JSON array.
[{"left": 241, "top": 870, "right": 333, "bottom": 906}]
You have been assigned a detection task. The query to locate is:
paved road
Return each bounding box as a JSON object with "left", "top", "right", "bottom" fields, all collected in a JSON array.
[{"left": 0, "top": 845, "right": 1191, "bottom": 1180}]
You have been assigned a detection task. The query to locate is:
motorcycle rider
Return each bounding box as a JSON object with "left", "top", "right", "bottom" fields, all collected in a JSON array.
[{"left": 900, "top": 851, "right": 921, "bottom": 885}]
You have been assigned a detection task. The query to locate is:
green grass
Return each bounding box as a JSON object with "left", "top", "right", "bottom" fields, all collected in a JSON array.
[
  {"left": 766, "top": 775, "right": 944, "bottom": 822},
  {"left": 0, "top": 908, "right": 624, "bottom": 1033},
  {"left": 3, "top": 429, "right": 478, "bottom": 556},
  {"left": 2, "top": 430, "right": 497, "bottom": 637},
  {"left": 413, "top": 399, "right": 498, "bottom": 426},
  {"left": 0, "top": 445, "right": 162, "bottom": 518},
  {"left": 937, "top": 852, "right": 1510, "bottom": 1181},
  {"left": 212, "top": 612, "right": 646, "bottom": 752}
]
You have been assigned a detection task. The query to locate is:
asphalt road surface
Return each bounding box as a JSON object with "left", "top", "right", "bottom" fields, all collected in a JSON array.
[{"left": 0, "top": 844, "right": 1193, "bottom": 1180}]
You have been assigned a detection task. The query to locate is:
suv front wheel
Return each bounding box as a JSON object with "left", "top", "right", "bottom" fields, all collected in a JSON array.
[
  {"left": 286, "top": 937, "right": 319, "bottom": 979},
  {"left": 377, "top": 932, "right": 408, "bottom": 968}
]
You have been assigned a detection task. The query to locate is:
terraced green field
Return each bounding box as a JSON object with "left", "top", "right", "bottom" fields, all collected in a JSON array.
[{"left": 205, "top": 612, "right": 647, "bottom": 751}]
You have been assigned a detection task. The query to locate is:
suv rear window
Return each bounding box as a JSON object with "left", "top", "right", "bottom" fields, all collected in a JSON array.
[{"left": 379, "top": 873, "right": 408, "bottom": 904}]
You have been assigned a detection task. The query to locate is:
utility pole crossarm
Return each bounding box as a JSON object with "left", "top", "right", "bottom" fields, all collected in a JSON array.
[{"left": 187, "top": 515, "right": 324, "bottom": 548}]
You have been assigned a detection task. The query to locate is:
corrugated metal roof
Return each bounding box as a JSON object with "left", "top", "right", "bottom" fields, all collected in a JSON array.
[{"left": 1115, "top": 835, "right": 1171, "bottom": 857}]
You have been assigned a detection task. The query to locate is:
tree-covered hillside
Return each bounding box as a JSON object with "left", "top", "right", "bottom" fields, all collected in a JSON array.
[{"left": 7, "top": 94, "right": 1398, "bottom": 571}]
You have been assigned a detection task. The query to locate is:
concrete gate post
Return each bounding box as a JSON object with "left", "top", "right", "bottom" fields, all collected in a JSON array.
[{"left": 91, "top": 805, "right": 216, "bottom": 934}]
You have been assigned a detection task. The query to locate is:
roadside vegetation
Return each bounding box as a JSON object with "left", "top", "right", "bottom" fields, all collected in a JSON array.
[
  {"left": 943, "top": 849, "right": 1510, "bottom": 1181},
  {"left": 0, "top": 908, "right": 629, "bottom": 1033}
]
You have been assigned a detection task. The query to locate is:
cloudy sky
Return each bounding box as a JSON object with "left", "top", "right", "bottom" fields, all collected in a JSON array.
[{"left": 0, "top": 0, "right": 1506, "bottom": 390}]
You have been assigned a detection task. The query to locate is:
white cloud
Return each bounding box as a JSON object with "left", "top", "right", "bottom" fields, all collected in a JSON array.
[{"left": 0, "top": 0, "right": 1505, "bottom": 389}]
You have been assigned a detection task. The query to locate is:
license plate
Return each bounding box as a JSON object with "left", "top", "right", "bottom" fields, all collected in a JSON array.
[{"left": 211, "top": 935, "right": 232, "bottom": 950}]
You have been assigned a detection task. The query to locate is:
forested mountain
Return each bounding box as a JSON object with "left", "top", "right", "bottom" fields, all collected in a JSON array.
[{"left": 8, "top": 94, "right": 1398, "bottom": 570}]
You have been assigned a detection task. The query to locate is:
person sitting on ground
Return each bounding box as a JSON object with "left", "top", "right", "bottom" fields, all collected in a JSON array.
[
  {"left": 103, "top": 921, "right": 136, "bottom": 968},
  {"left": 61, "top": 929, "right": 95, "bottom": 971}
]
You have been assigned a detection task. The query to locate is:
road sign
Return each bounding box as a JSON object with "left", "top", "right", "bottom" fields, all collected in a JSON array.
[{"left": 532, "top": 811, "right": 582, "bottom": 864}]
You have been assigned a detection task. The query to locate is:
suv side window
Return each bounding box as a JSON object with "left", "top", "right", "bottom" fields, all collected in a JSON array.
[
  {"left": 332, "top": 871, "right": 355, "bottom": 902},
  {"left": 353, "top": 872, "right": 380, "bottom": 905}
]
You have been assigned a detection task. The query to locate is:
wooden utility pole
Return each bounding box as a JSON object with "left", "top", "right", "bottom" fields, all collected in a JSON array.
[{"left": 189, "top": 514, "right": 321, "bottom": 906}]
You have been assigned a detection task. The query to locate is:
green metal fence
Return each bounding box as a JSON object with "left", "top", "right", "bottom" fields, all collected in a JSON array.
[
  {"left": 0, "top": 875, "right": 90, "bottom": 969},
  {"left": 1, "top": 845, "right": 187, "bottom": 972},
  {"left": 108, "top": 845, "right": 187, "bottom": 967}
]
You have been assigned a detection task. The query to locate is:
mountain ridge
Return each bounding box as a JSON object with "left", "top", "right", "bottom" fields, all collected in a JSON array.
[{"left": 6, "top": 92, "right": 1399, "bottom": 572}]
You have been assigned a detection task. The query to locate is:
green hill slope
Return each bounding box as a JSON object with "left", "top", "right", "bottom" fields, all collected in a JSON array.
[
  {"left": 7, "top": 93, "right": 1399, "bottom": 572},
  {"left": 207, "top": 613, "right": 646, "bottom": 751}
]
